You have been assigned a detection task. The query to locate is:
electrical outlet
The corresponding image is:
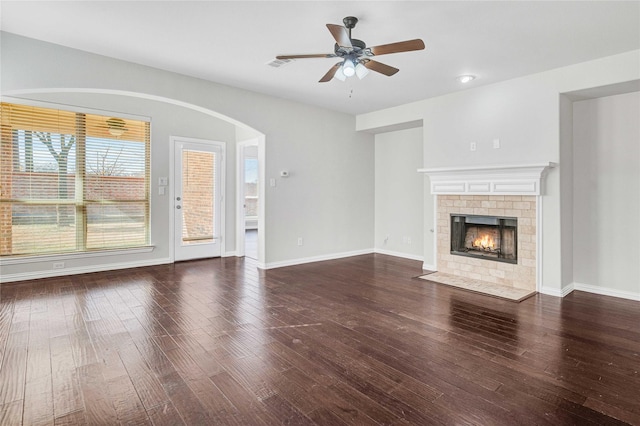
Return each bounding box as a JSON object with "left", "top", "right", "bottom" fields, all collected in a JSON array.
[
  {"left": 53, "top": 262, "right": 65, "bottom": 270},
  {"left": 407, "top": 237, "right": 412, "bottom": 245},
  {"left": 297, "top": 237, "right": 303, "bottom": 246},
  {"left": 470, "top": 142, "right": 477, "bottom": 151},
  {"left": 493, "top": 138, "right": 501, "bottom": 149}
]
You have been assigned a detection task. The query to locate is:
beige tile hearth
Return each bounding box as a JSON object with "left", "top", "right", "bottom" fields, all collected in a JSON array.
[{"left": 418, "top": 272, "right": 536, "bottom": 302}]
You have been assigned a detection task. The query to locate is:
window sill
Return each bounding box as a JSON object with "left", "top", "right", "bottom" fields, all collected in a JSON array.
[{"left": 0, "top": 246, "right": 155, "bottom": 265}]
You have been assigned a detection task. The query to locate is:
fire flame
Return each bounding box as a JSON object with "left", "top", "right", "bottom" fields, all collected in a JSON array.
[{"left": 473, "top": 234, "right": 495, "bottom": 250}]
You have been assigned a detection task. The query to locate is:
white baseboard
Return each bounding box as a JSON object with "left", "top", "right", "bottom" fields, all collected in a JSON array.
[
  {"left": 422, "top": 263, "right": 437, "bottom": 272},
  {"left": 261, "top": 249, "right": 374, "bottom": 270},
  {"left": 260, "top": 248, "right": 428, "bottom": 270},
  {"left": 539, "top": 283, "right": 574, "bottom": 298},
  {"left": 223, "top": 251, "right": 237, "bottom": 257},
  {"left": 572, "top": 282, "right": 640, "bottom": 301},
  {"left": 374, "top": 248, "right": 424, "bottom": 262},
  {"left": 539, "top": 281, "right": 640, "bottom": 301},
  {"left": 0, "top": 258, "right": 172, "bottom": 283}
]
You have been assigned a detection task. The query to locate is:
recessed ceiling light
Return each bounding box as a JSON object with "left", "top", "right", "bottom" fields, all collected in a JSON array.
[{"left": 457, "top": 75, "right": 476, "bottom": 83}]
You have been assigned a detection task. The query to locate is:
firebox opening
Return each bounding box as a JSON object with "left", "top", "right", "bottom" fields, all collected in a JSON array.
[{"left": 450, "top": 214, "right": 517, "bottom": 264}]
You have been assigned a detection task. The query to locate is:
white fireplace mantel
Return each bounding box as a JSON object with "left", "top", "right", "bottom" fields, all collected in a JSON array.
[{"left": 418, "top": 162, "right": 556, "bottom": 196}]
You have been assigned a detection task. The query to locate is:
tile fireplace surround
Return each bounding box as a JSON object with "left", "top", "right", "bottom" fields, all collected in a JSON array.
[
  {"left": 438, "top": 194, "right": 536, "bottom": 291},
  {"left": 419, "top": 163, "right": 554, "bottom": 295}
]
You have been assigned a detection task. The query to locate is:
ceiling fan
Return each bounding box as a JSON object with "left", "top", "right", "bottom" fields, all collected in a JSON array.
[{"left": 276, "top": 16, "right": 425, "bottom": 83}]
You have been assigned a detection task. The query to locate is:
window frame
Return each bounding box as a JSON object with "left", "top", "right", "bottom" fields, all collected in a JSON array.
[{"left": 0, "top": 98, "right": 153, "bottom": 259}]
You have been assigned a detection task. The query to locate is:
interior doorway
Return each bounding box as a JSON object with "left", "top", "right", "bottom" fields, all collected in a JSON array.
[{"left": 236, "top": 140, "right": 260, "bottom": 260}]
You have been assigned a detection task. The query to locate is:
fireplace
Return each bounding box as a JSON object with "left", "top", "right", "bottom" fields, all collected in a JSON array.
[{"left": 450, "top": 214, "right": 517, "bottom": 264}]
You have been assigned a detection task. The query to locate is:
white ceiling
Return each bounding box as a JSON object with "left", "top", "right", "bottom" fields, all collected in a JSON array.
[{"left": 1, "top": 1, "right": 639, "bottom": 115}]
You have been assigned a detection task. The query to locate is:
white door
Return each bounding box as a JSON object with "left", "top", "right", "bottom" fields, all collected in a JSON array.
[{"left": 173, "top": 140, "right": 223, "bottom": 261}]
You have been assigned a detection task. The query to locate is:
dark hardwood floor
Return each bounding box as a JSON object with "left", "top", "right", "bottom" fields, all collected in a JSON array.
[{"left": 1, "top": 254, "right": 639, "bottom": 425}]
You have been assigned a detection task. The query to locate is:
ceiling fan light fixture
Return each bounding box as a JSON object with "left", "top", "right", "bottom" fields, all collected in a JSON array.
[
  {"left": 457, "top": 74, "right": 476, "bottom": 84},
  {"left": 334, "top": 65, "right": 347, "bottom": 81},
  {"left": 106, "top": 117, "right": 127, "bottom": 136},
  {"left": 355, "top": 62, "right": 369, "bottom": 79},
  {"left": 342, "top": 59, "right": 356, "bottom": 77}
]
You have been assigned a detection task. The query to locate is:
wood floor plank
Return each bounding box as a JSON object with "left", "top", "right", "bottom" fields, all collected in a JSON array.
[
  {"left": 0, "top": 399, "right": 23, "bottom": 425},
  {"left": 158, "top": 369, "right": 220, "bottom": 425},
  {"left": 117, "top": 338, "right": 171, "bottom": 411},
  {"left": 76, "top": 363, "right": 118, "bottom": 425},
  {"left": 260, "top": 392, "right": 315, "bottom": 425},
  {"left": 146, "top": 401, "right": 186, "bottom": 426},
  {"left": 53, "top": 409, "right": 88, "bottom": 425},
  {"left": 210, "top": 371, "right": 280, "bottom": 425},
  {"left": 105, "top": 373, "right": 150, "bottom": 424},
  {"left": 1, "top": 254, "right": 639, "bottom": 425},
  {"left": 307, "top": 407, "right": 350, "bottom": 426},
  {"left": 0, "top": 329, "right": 29, "bottom": 407},
  {"left": 268, "top": 366, "right": 327, "bottom": 416},
  {"left": 23, "top": 345, "right": 54, "bottom": 425},
  {"left": 162, "top": 346, "right": 245, "bottom": 425}
]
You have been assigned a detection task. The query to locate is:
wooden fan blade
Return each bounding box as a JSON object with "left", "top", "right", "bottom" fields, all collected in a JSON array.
[
  {"left": 363, "top": 60, "right": 399, "bottom": 76},
  {"left": 326, "top": 24, "right": 352, "bottom": 48},
  {"left": 276, "top": 54, "right": 336, "bottom": 60},
  {"left": 319, "top": 63, "right": 342, "bottom": 82},
  {"left": 369, "top": 39, "right": 425, "bottom": 56}
]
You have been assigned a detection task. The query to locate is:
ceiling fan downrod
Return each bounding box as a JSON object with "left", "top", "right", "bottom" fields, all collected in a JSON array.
[{"left": 343, "top": 16, "right": 358, "bottom": 39}]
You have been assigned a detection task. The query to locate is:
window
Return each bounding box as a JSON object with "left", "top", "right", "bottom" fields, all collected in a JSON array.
[{"left": 0, "top": 102, "right": 150, "bottom": 257}]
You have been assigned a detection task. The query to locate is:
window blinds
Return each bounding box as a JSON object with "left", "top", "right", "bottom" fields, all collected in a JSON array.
[{"left": 0, "top": 102, "right": 150, "bottom": 256}]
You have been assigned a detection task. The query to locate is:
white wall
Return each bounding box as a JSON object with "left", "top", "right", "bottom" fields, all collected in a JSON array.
[
  {"left": 374, "top": 127, "right": 423, "bottom": 260},
  {"left": 0, "top": 32, "right": 375, "bottom": 280},
  {"left": 572, "top": 91, "right": 640, "bottom": 299},
  {"left": 559, "top": 95, "right": 574, "bottom": 288},
  {"left": 357, "top": 49, "right": 640, "bottom": 297}
]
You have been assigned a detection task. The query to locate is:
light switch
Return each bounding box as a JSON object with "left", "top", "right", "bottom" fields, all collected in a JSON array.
[
  {"left": 158, "top": 177, "right": 168, "bottom": 186},
  {"left": 270, "top": 178, "right": 276, "bottom": 187}
]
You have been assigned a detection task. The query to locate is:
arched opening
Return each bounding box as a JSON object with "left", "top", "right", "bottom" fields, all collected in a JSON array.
[{"left": 3, "top": 88, "right": 267, "bottom": 267}]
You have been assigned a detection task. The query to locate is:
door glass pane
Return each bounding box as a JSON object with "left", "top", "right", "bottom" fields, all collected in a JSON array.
[{"left": 181, "top": 150, "right": 215, "bottom": 245}]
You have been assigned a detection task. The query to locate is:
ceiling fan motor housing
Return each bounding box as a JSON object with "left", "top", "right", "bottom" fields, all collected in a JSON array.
[{"left": 334, "top": 39, "right": 368, "bottom": 58}]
